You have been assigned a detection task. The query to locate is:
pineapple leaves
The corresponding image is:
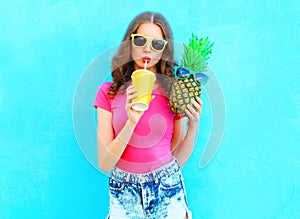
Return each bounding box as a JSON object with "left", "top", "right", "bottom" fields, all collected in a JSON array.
[{"left": 181, "top": 34, "right": 214, "bottom": 72}]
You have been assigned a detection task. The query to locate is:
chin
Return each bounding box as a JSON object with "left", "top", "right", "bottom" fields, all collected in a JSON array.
[{"left": 136, "top": 61, "right": 153, "bottom": 69}]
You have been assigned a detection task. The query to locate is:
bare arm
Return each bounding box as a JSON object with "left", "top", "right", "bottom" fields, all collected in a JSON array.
[
  {"left": 171, "top": 96, "right": 203, "bottom": 167},
  {"left": 97, "top": 85, "right": 144, "bottom": 172}
]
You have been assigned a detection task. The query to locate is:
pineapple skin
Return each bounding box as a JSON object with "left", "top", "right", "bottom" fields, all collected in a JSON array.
[
  {"left": 169, "top": 76, "right": 202, "bottom": 116},
  {"left": 169, "top": 34, "right": 212, "bottom": 116}
]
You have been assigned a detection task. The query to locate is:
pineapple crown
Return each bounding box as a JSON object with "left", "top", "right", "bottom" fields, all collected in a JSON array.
[{"left": 181, "top": 34, "right": 214, "bottom": 72}]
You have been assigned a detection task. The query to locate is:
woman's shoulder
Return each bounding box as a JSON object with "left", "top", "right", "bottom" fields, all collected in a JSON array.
[
  {"left": 95, "top": 82, "right": 113, "bottom": 98},
  {"left": 94, "top": 82, "right": 113, "bottom": 109},
  {"left": 100, "top": 81, "right": 113, "bottom": 89},
  {"left": 97, "top": 81, "right": 113, "bottom": 93}
]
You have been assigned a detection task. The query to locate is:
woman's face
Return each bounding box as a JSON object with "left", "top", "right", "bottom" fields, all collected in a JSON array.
[{"left": 131, "top": 22, "right": 165, "bottom": 72}]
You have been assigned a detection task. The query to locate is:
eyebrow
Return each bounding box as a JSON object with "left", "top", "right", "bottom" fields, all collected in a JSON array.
[{"left": 134, "top": 34, "right": 164, "bottom": 40}]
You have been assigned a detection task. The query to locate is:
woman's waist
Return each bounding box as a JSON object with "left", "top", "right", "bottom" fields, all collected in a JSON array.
[
  {"left": 113, "top": 155, "right": 179, "bottom": 182},
  {"left": 121, "top": 143, "right": 172, "bottom": 162},
  {"left": 115, "top": 152, "right": 174, "bottom": 174}
]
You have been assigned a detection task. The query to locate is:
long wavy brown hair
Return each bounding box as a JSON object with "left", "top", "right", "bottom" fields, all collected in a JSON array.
[{"left": 108, "top": 11, "right": 176, "bottom": 99}]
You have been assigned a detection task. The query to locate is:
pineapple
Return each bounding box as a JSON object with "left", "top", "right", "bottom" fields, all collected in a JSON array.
[{"left": 169, "top": 34, "right": 213, "bottom": 116}]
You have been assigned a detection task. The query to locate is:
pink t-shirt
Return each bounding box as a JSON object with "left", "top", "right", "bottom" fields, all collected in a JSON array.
[{"left": 94, "top": 82, "right": 180, "bottom": 173}]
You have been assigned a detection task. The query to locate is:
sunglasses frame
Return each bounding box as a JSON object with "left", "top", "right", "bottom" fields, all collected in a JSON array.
[
  {"left": 173, "top": 66, "right": 209, "bottom": 85},
  {"left": 131, "top": 34, "right": 168, "bottom": 52}
]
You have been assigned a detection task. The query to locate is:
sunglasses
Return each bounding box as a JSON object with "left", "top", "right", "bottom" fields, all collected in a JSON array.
[
  {"left": 174, "top": 66, "right": 209, "bottom": 85},
  {"left": 131, "top": 34, "right": 168, "bottom": 52}
]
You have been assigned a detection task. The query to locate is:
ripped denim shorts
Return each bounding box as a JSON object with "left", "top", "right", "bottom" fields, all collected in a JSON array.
[{"left": 106, "top": 158, "right": 192, "bottom": 219}]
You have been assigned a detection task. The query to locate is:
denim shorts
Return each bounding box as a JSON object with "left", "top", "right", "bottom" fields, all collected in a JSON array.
[{"left": 106, "top": 158, "right": 192, "bottom": 219}]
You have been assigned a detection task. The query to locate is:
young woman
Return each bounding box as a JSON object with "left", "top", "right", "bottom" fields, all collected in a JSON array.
[{"left": 94, "top": 11, "right": 202, "bottom": 219}]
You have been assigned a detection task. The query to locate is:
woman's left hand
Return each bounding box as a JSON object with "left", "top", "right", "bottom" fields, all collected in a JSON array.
[{"left": 185, "top": 96, "right": 203, "bottom": 128}]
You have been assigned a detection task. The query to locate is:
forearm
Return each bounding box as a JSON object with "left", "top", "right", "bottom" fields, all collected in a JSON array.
[
  {"left": 98, "top": 120, "right": 136, "bottom": 172},
  {"left": 172, "top": 124, "right": 199, "bottom": 167}
]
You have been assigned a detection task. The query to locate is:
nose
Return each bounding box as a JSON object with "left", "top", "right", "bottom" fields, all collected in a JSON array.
[{"left": 143, "top": 41, "right": 151, "bottom": 53}]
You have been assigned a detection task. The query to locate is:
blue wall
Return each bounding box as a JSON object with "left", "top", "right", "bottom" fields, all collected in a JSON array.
[{"left": 1, "top": 1, "right": 299, "bottom": 218}]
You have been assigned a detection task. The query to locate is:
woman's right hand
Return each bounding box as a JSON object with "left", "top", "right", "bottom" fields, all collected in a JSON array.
[{"left": 125, "top": 85, "right": 144, "bottom": 125}]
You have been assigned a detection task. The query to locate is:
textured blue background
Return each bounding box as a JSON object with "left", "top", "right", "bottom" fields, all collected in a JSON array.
[{"left": 1, "top": 1, "right": 299, "bottom": 218}]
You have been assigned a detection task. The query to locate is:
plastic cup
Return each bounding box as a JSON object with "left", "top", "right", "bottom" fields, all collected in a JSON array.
[{"left": 131, "top": 69, "right": 156, "bottom": 111}]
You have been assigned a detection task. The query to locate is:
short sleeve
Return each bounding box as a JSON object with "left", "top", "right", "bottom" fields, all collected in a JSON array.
[
  {"left": 174, "top": 114, "right": 184, "bottom": 120},
  {"left": 93, "top": 82, "right": 113, "bottom": 112}
]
